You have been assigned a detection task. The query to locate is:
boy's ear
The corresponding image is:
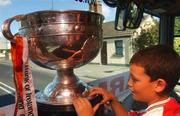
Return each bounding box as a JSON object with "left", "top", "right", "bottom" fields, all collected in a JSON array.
[{"left": 154, "top": 79, "right": 167, "bottom": 93}]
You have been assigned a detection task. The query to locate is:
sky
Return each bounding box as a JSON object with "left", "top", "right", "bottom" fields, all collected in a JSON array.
[{"left": 0, "top": 0, "right": 116, "bottom": 41}]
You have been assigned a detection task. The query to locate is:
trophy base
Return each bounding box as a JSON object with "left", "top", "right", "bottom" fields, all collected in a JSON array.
[
  {"left": 37, "top": 102, "right": 76, "bottom": 116},
  {"left": 37, "top": 94, "right": 105, "bottom": 116}
]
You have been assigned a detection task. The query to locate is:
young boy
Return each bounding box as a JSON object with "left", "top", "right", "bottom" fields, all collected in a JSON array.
[{"left": 73, "top": 45, "right": 180, "bottom": 116}]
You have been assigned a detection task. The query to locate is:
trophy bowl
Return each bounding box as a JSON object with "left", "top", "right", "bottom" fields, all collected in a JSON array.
[{"left": 2, "top": 10, "right": 104, "bottom": 112}]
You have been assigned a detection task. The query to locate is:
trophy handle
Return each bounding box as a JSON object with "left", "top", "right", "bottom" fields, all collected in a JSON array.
[{"left": 1, "top": 15, "right": 24, "bottom": 43}]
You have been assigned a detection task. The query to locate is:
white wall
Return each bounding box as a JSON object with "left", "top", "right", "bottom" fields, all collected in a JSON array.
[
  {"left": 91, "top": 37, "right": 131, "bottom": 65},
  {"left": 0, "top": 41, "right": 10, "bottom": 49},
  {"left": 91, "top": 50, "right": 101, "bottom": 64}
]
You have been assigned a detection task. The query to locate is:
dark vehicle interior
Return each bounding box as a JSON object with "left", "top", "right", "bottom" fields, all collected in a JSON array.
[{"left": 103, "top": 0, "right": 180, "bottom": 46}]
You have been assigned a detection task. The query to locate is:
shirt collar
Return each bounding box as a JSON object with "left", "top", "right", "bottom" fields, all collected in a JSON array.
[{"left": 145, "top": 97, "right": 171, "bottom": 112}]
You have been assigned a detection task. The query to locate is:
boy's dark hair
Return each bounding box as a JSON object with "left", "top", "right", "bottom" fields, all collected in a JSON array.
[{"left": 130, "top": 45, "right": 180, "bottom": 94}]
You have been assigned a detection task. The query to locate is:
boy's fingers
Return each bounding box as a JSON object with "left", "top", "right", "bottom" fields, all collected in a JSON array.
[
  {"left": 82, "top": 90, "right": 91, "bottom": 97},
  {"left": 73, "top": 98, "right": 81, "bottom": 108},
  {"left": 88, "top": 91, "right": 100, "bottom": 97},
  {"left": 93, "top": 103, "right": 102, "bottom": 113},
  {"left": 93, "top": 104, "right": 100, "bottom": 113},
  {"left": 82, "top": 98, "right": 92, "bottom": 107},
  {"left": 82, "top": 87, "right": 106, "bottom": 98},
  {"left": 73, "top": 98, "right": 92, "bottom": 108},
  {"left": 89, "top": 87, "right": 103, "bottom": 92}
]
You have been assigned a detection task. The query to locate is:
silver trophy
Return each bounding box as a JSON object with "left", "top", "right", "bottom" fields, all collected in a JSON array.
[{"left": 2, "top": 10, "right": 104, "bottom": 115}]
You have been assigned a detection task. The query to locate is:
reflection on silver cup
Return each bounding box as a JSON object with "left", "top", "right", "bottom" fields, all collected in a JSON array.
[{"left": 2, "top": 10, "right": 104, "bottom": 107}]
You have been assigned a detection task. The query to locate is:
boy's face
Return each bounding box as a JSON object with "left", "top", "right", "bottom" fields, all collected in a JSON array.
[{"left": 128, "top": 64, "right": 157, "bottom": 103}]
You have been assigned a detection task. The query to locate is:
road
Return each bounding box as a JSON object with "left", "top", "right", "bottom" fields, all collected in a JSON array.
[
  {"left": 0, "top": 60, "right": 58, "bottom": 106},
  {"left": 0, "top": 61, "right": 56, "bottom": 91},
  {"left": 0, "top": 58, "right": 130, "bottom": 107}
]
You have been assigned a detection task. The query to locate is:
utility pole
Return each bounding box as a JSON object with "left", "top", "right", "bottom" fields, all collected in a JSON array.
[
  {"left": 5, "top": 39, "right": 9, "bottom": 61},
  {"left": 89, "top": 0, "right": 102, "bottom": 14},
  {"left": 51, "top": 0, "right": 54, "bottom": 10}
]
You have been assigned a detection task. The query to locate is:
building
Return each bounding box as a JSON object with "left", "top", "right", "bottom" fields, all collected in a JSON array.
[
  {"left": 0, "top": 39, "right": 10, "bottom": 57},
  {"left": 92, "top": 15, "right": 155, "bottom": 65},
  {"left": 92, "top": 21, "right": 134, "bottom": 65}
]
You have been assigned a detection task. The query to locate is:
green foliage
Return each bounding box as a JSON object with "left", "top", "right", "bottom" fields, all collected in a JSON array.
[
  {"left": 0, "top": 49, "right": 11, "bottom": 53},
  {"left": 132, "top": 17, "right": 180, "bottom": 54},
  {"left": 173, "top": 16, "right": 180, "bottom": 54},
  {"left": 132, "top": 19, "right": 159, "bottom": 52},
  {"left": 174, "top": 37, "right": 180, "bottom": 54},
  {"left": 175, "top": 17, "right": 180, "bottom": 36}
]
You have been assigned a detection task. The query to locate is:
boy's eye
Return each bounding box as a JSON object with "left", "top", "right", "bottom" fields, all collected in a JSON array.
[
  {"left": 130, "top": 74, "right": 139, "bottom": 82},
  {"left": 131, "top": 77, "right": 139, "bottom": 82},
  {"left": 132, "top": 78, "right": 139, "bottom": 82}
]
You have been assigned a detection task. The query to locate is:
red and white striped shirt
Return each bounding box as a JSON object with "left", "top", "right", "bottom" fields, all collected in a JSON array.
[{"left": 129, "top": 98, "right": 180, "bottom": 116}]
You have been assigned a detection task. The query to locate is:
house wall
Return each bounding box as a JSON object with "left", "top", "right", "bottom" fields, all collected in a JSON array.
[
  {"left": 106, "top": 39, "right": 125, "bottom": 64},
  {"left": 0, "top": 41, "right": 11, "bottom": 49},
  {"left": 91, "top": 51, "right": 101, "bottom": 64},
  {"left": 91, "top": 15, "right": 155, "bottom": 65},
  {"left": 0, "top": 41, "right": 11, "bottom": 58},
  {"left": 106, "top": 37, "right": 131, "bottom": 65},
  {"left": 91, "top": 37, "right": 132, "bottom": 65}
]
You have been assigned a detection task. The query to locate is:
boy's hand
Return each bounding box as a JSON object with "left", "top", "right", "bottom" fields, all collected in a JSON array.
[
  {"left": 84, "top": 87, "right": 116, "bottom": 105},
  {"left": 73, "top": 97, "right": 94, "bottom": 116},
  {"left": 73, "top": 87, "right": 117, "bottom": 116}
]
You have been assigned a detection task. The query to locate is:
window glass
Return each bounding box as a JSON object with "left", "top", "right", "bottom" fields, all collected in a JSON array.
[
  {"left": 174, "top": 16, "right": 180, "bottom": 54},
  {"left": 0, "top": 1, "right": 160, "bottom": 107},
  {"left": 115, "top": 40, "right": 123, "bottom": 56}
]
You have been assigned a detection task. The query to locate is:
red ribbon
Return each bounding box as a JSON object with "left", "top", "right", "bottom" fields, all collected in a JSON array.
[{"left": 11, "top": 36, "right": 38, "bottom": 116}]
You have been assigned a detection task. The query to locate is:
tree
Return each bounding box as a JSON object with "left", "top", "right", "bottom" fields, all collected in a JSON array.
[
  {"left": 132, "top": 18, "right": 159, "bottom": 52},
  {"left": 132, "top": 16, "right": 180, "bottom": 54},
  {"left": 174, "top": 17, "right": 180, "bottom": 36},
  {"left": 174, "top": 17, "right": 180, "bottom": 54},
  {"left": 174, "top": 37, "right": 180, "bottom": 54}
]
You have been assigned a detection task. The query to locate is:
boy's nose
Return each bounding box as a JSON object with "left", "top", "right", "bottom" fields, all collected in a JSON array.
[{"left": 128, "top": 78, "right": 133, "bottom": 88}]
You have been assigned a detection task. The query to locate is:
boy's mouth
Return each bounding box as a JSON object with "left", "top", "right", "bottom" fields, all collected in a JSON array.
[
  {"left": 129, "top": 89, "right": 133, "bottom": 93},
  {"left": 130, "top": 90, "right": 135, "bottom": 95}
]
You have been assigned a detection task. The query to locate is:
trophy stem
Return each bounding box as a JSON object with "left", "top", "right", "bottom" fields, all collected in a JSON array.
[
  {"left": 36, "top": 68, "right": 87, "bottom": 106},
  {"left": 56, "top": 68, "right": 78, "bottom": 85}
]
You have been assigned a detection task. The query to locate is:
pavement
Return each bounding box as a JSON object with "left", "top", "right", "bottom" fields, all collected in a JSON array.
[
  {"left": 1, "top": 57, "right": 180, "bottom": 92},
  {"left": 1, "top": 57, "right": 180, "bottom": 90},
  {"left": 0, "top": 57, "right": 129, "bottom": 83}
]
